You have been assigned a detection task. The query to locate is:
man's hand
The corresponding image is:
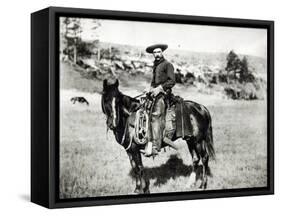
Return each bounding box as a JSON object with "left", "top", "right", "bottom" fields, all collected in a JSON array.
[{"left": 150, "top": 85, "right": 164, "bottom": 97}]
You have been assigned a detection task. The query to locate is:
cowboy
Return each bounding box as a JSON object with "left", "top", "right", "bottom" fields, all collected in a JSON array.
[{"left": 142, "top": 44, "right": 176, "bottom": 157}]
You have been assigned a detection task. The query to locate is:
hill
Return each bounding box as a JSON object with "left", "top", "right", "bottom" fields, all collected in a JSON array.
[{"left": 60, "top": 41, "right": 267, "bottom": 100}]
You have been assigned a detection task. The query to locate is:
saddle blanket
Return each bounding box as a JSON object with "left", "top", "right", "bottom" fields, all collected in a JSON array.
[{"left": 174, "top": 98, "right": 193, "bottom": 140}]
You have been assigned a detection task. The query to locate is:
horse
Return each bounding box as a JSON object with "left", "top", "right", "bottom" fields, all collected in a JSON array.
[{"left": 101, "top": 79, "right": 215, "bottom": 193}]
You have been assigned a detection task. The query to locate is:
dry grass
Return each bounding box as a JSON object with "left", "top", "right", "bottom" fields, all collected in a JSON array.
[{"left": 59, "top": 87, "right": 267, "bottom": 198}]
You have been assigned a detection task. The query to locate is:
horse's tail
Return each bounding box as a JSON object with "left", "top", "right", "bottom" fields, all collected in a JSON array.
[{"left": 205, "top": 112, "right": 215, "bottom": 160}]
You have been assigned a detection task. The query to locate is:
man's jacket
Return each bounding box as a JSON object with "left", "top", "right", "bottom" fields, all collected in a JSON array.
[{"left": 151, "top": 57, "right": 176, "bottom": 92}]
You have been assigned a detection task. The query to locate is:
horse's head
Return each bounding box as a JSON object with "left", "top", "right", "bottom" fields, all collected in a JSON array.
[{"left": 101, "top": 78, "right": 122, "bottom": 130}]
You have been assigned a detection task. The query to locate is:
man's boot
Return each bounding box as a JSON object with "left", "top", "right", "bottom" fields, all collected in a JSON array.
[
  {"left": 145, "top": 97, "right": 165, "bottom": 157},
  {"left": 140, "top": 141, "right": 159, "bottom": 157}
]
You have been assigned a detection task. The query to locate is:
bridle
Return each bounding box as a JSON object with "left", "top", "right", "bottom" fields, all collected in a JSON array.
[
  {"left": 101, "top": 92, "right": 134, "bottom": 151},
  {"left": 101, "top": 92, "right": 120, "bottom": 129}
]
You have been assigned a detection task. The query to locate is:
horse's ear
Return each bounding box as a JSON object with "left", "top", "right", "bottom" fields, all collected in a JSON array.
[
  {"left": 103, "top": 79, "right": 108, "bottom": 90},
  {"left": 115, "top": 79, "right": 119, "bottom": 88}
]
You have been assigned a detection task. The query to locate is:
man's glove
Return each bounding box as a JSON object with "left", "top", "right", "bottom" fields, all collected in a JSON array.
[{"left": 150, "top": 85, "right": 164, "bottom": 97}]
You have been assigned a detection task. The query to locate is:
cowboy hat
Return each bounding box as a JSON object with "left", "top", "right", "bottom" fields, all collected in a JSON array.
[{"left": 145, "top": 44, "right": 168, "bottom": 53}]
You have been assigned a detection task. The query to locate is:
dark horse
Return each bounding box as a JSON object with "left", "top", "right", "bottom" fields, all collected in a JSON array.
[{"left": 101, "top": 79, "right": 215, "bottom": 193}]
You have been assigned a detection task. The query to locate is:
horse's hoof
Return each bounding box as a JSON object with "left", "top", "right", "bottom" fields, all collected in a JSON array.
[
  {"left": 199, "top": 181, "right": 207, "bottom": 189},
  {"left": 134, "top": 188, "right": 144, "bottom": 194},
  {"left": 144, "top": 189, "right": 150, "bottom": 194}
]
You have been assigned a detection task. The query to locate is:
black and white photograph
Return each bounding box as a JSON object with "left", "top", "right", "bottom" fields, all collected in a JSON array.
[{"left": 59, "top": 16, "right": 268, "bottom": 199}]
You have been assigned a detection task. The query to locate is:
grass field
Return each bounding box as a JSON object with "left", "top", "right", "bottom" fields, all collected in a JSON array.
[{"left": 59, "top": 86, "right": 267, "bottom": 198}]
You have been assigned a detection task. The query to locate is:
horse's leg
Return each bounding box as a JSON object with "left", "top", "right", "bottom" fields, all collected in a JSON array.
[
  {"left": 127, "top": 149, "right": 150, "bottom": 194},
  {"left": 200, "top": 143, "right": 209, "bottom": 189},
  {"left": 186, "top": 138, "right": 200, "bottom": 188}
]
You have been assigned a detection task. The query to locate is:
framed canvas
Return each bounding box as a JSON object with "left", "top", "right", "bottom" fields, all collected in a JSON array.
[{"left": 31, "top": 6, "right": 274, "bottom": 208}]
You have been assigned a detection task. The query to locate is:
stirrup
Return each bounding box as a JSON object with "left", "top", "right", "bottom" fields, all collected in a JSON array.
[
  {"left": 140, "top": 142, "right": 158, "bottom": 157},
  {"left": 143, "top": 148, "right": 158, "bottom": 157},
  {"left": 140, "top": 141, "right": 152, "bottom": 155}
]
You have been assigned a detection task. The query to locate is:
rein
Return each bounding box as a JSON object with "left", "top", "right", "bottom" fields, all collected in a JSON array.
[
  {"left": 121, "top": 119, "right": 133, "bottom": 151},
  {"left": 102, "top": 92, "right": 134, "bottom": 151},
  {"left": 133, "top": 92, "right": 146, "bottom": 99},
  {"left": 120, "top": 106, "right": 133, "bottom": 151}
]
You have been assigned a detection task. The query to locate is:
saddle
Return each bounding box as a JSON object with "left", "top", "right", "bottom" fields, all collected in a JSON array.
[
  {"left": 133, "top": 93, "right": 193, "bottom": 145},
  {"left": 173, "top": 95, "right": 193, "bottom": 140},
  {"left": 165, "top": 93, "right": 193, "bottom": 140}
]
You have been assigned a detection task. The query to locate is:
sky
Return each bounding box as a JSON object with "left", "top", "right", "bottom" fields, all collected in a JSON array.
[{"left": 78, "top": 18, "right": 267, "bottom": 58}]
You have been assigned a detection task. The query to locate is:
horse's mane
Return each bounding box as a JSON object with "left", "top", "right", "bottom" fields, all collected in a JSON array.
[{"left": 120, "top": 93, "right": 140, "bottom": 113}]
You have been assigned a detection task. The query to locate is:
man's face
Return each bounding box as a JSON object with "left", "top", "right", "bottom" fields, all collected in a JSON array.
[{"left": 153, "top": 48, "right": 163, "bottom": 61}]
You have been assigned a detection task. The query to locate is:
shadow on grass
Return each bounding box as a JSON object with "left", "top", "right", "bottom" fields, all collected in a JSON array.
[
  {"left": 129, "top": 155, "right": 190, "bottom": 186},
  {"left": 129, "top": 154, "right": 213, "bottom": 187}
]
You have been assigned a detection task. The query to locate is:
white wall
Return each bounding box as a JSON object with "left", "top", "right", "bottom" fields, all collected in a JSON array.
[{"left": 0, "top": 0, "right": 279, "bottom": 214}]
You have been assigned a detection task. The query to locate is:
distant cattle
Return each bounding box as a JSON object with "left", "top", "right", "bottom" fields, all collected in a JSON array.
[{"left": 70, "top": 97, "right": 89, "bottom": 106}]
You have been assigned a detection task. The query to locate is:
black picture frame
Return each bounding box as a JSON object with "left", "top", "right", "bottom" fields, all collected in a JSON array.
[{"left": 31, "top": 6, "right": 274, "bottom": 209}]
